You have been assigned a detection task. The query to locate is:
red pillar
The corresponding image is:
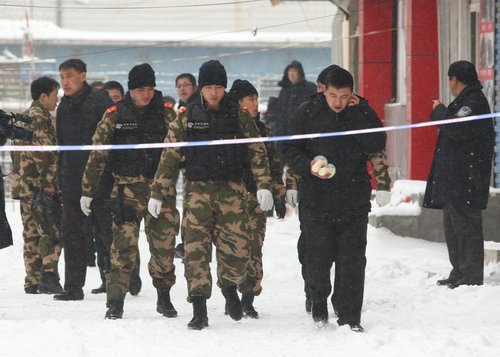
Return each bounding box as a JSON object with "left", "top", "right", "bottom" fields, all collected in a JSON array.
[
  {"left": 358, "top": 0, "right": 394, "bottom": 119},
  {"left": 405, "top": 0, "right": 439, "bottom": 180}
]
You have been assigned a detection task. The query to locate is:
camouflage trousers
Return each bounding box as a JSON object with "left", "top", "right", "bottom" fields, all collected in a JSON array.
[
  {"left": 239, "top": 193, "right": 267, "bottom": 296},
  {"left": 107, "top": 182, "right": 179, "bottom": 301},
  {"left": 183, "top": 180, "right": 250, "bottom": 301},
  {"left": 20, "top": 197, "right": 62, "bottom": 288}
]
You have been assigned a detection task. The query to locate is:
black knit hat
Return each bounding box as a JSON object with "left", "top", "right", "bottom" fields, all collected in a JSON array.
[
  {"left": 198, "top": 60, "right": 227, "bottom": 88},
  {"left": 229, "top": 79, "right": 258, "bottom": 100},
  {"left": 128, "top": 63, "right": 156, "bottom": 90}
]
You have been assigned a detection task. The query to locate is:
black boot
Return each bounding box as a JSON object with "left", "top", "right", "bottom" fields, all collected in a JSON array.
[
  {"left": 129, "top": 276, "right": 142, "bottom": 296},
  {"left": 91, "top": 283, "right": 106, "bottom": 294},
  {"left": 37, "top": 272, "right": 64, "bottom": 294},
  {"left": 241, "top": 293, "right": 259, "bottom": 319},
  {"left": 187, "top": 296, "right": 209, "bottom": 330},
  {"left": 24, "top": 284, "right": 39, "bottom": 294},
  {"left": 156, "top": 287, "right": 177, "bottom": 318},
  {"left": 105, "top": 299, "right": 124, "bottom": 319},
  {"left": 312, "top": 299, "right": 328, "bottom": 326},
  {"left": 222, "top": 285, "right": 243, "bottom": 321},
  {"left": 53, "top": 289, "right": 84, "bottom": 301}
]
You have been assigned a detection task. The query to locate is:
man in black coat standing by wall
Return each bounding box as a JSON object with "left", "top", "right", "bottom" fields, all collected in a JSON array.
[
  {"left": 280, "top": 67, "right": 386, "bottom": 332},
  {"left": 424, "top": 60, "right": 494, "bottom": 289},
  {"left": 54, "top": 59, "right": 114, "bottom": 301}
]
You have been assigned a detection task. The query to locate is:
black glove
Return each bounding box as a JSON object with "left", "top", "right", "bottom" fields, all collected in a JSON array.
[{"left": 274, "top": 201, "right": 286, "bottom": 219}]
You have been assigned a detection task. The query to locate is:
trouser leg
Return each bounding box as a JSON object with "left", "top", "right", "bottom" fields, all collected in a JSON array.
[{"left": 61, "top": 198, "right": 87, "bottom": 292}]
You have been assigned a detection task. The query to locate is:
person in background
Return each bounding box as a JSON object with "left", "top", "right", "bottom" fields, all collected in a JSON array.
[
  {"left": 148, "top": 60, "right": 273, "bottom": 330},
  {"left": 425, "top": 60, "right": 494, "bottom": 289},
  {"left": 175, "top": 73, "right": 197, "bottom": 109},
  {"left": 54, "top": 59, "right": 114, "bottom": 301},
  {"left": 275, "top": 60, "right": 316, "bottom": 137},
  {"left": 280, "top": 67, "right": 386, "bottom": 332},
  {"left": 11, "top": 76, "right": 63, "bottom": 294},
  {"left": 172, "top": 73, "right": 198, "bottom": 260},
  {"left": 102, "top": 81, "right": 125, "bottom": 103},
  {"left": 229, "top": 79, "right": 286, "bottom": 318}
]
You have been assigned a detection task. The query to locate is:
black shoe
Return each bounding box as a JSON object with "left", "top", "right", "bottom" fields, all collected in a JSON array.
[
  {"left": 105, "top": 299, "right": 124, "bottom": 319},
  {"left": 37, "top": 272, "right": 64, "bottom": 294},
  {"left": 349, "top": 323, "right": 364, "bottom": 333},
  {"left": 53, "top": 290, "right": 84, "bottom": 301},
  {"left": 188, "top": 296, "right": 209, "bottom": 330},
  {"left": 436, "top": 277, "right": 457, "bottom": 286},
  {"left": 91, "top": 283, "right": 106, "bottom": 294},
  {"left": 156, "top": 287, "right": 177, "bottom": 318},
  {"left": 312, "top": 299, "right": 328, "bottom": 326},
  {"left": 129, "top": 276, "right": 142, "bottom": 296},
  {"left": 222, "top": 285, "right": 243, "bottom": 321},
  {"left": 447, "top": 278, "right": 483, "bottom": 289},
  {"left": 241, "top": 293, "right": 259, "bottom": 319},
  {"left": 174, "top": 243, "right": 185, "bottom": 259},
  {"left": 305, "top": 297, "right": 312, "bottom": 314},
  {"left": 24, "top": 284, "right": 39, "bottom": 294}
]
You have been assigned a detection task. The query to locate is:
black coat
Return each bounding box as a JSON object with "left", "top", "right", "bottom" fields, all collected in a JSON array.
[
  {"left": 56, "top": 82, "right": 114, "bottom": 201},
  {"left": 280, "top": 93, "right": 386, "bottom": 221},
  {"left": 423, "top": 81, "right": 494, "bottom": 210},
  {"left": 0, "top": 166, "right": 13, "bottom": 249},
  {"left": 275, "top": 61, "right": 316, "bottom": 135}
]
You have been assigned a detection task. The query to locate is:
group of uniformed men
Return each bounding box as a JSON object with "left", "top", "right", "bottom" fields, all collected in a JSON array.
[{"left": 11, "top": 57, "right": 391, "bottom": 332}]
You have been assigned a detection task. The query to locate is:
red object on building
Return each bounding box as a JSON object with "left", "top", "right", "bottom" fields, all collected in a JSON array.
[{"left": 358, "top": 0, "right": 439, "bottom": 181}]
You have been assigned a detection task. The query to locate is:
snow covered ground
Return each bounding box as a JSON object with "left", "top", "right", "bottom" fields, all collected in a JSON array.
[{"left": 1, "top": 199, "right": 500, "bottom": 357}]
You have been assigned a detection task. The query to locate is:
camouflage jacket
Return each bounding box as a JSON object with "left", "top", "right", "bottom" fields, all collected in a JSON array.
[
  {"left": 285, "top": 149, "right": 391, "bottom": 191},
  {"left": 368, "top": 149, "right": 391, "bottom": 191},
  {"left": 150, "top": 102, "right": 272, "bottom": 201},
  {"left": 11, "top": 101, "right": 58, "bottom": 199},
  {"left": 253, "top": 118, "right": 285, "bottom": 203},
  {"left": 81, "top": 98, "right": 176, "bottom": 197}
]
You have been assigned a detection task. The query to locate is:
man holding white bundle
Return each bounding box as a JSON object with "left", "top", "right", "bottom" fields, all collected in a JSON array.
[{"left": 280, "top": 67, "right": 386, "bottom": 332}]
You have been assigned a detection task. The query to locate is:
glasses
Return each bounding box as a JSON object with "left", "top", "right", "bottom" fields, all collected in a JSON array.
[{"left": 176, "top": 83, "right": 193, "bottom": 89}]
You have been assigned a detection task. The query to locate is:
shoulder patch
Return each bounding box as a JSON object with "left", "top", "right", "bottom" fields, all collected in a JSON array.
[
  {"left": 178, "top": 106, "right": 187, "bottom": 114},
  {"left": 456, "top": 106, "right": 472, "bottom": 117},
  {"left": 164, "top": 102, "right": 174, "bottom": 109},
  {"left": 106, "top": 105, "right": 118, "bottom": 114}
]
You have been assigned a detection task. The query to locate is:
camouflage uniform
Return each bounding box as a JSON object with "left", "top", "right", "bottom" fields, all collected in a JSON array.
[
  {"left": 239, "top": 119, "right": 285, "bottom": 296},
  {"left": 11, "top": 100, "right": 61, "bottom": 289},
  {"left": 82, "top": 92, "right": 179, "bottom": 301},
  {"left": 368, "top": 149, "right": 391, "bottom": 191},
  {"left": 150, "top": 100, "right": 272, "bottom": 301}
]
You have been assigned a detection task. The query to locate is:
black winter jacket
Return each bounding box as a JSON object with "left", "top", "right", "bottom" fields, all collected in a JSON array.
[
  {"left": 275, "top": 61, "right": 316, "bottom": 135},
  {"left": 56, "top": 82, "right": 114, "bottom": 200},
  {"left": 280, "top": 92, "right": 386, "bottom": 221},
  {"left": 423, "top": 81, "right": 494, "bottom": 209}
]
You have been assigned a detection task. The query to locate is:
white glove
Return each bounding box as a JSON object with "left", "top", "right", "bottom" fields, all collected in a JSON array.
[
  {"left": 80, "top": 196, "right": 93, "bottom": 216},
  {"left": 286, "top": 189, "right": 299, "bottom": 208},
  {"left": 375, "top": 190, "right": 391, "bottom": 207},
  {"left": 256, "top": 189, "right": 274, "bottom": 211},
  {"left": 148, "top": 197, "right": 163, "bottom": 218}
]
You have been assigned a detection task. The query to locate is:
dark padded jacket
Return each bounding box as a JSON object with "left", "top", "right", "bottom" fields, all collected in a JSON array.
[
  {"left": 280, "top": 92, "right": 386, "bottom": 222},
  {"left": 56, "top": 82, "right": 114, "bottom": 200},
  {"left": 423, "top": 81, "right": 494, "bottom": 210}
]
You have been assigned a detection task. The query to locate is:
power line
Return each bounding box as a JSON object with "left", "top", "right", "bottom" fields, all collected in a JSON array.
[{"left": 0, "top": 0, "right": 266, "bottom": 10}]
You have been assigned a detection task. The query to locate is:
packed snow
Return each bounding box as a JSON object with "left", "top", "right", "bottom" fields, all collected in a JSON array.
[{"left": 1, "top": 196, "right": 500, "bottom": 357}]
